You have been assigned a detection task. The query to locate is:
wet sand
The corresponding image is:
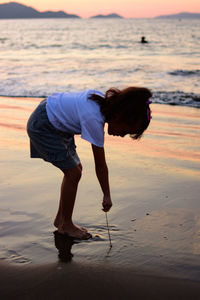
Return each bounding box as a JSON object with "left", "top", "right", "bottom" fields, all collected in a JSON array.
[
  {"left": 1, "top": 260, "right": 200, "bottom": 300},
  {"left": 0, "top": 96, "right": 200, "bottom": 299}
]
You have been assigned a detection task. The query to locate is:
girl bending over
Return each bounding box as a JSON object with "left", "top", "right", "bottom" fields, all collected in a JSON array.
[{"left": 27, "top": 87, "right": 152, "bottom": 239}]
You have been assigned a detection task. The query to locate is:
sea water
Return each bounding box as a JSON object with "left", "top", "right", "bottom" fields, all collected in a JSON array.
[{"left": 0, "top": 18, "right": 200, "bottom": 107}]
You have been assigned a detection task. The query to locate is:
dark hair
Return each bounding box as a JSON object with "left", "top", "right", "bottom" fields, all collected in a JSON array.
[{"left": 89, "top": 87, "right": 152, "bottom": 139}]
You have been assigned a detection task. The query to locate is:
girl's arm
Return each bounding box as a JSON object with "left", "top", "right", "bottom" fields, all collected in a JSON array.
[{"left": 91, "top": 144, "right": 112, "bottom": 212}]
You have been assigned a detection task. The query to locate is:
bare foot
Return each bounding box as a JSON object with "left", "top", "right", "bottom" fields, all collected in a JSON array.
[
  {"left": 57, "top": 223, "right": 91, "bottom": 240},
  {"left": 54, "top": 218, "right": 88, "bottom": 233}
]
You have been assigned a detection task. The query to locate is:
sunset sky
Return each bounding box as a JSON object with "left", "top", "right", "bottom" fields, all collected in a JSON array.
[{"left": 0, "top": 0, "right": 200, "bottom": 18}]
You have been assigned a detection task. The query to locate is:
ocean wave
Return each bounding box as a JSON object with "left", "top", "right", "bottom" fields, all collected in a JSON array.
[
  {"left": 152, "top": 91, "right": 200, "bottom": 108},
  {"left": 168, "top": 70, "right": 200, "bottom": 76},
  {"left": 0, "top": 38, "right": 8, "bottom": 42},
  {"left": 24, "top": 43, "right": 63, "bottom": 49},
  {"left": 98, "top": 44, "right": 128, "bottom": 49}
]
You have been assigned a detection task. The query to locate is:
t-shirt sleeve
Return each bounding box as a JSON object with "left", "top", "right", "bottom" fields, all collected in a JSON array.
[{"left": 81, "top": 118, "right": 105, "bottom": 147}]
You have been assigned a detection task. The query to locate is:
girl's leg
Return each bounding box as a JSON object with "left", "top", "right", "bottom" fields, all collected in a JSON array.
[{"left": 54, "top": 164, "right": 90, "bottom": 239}]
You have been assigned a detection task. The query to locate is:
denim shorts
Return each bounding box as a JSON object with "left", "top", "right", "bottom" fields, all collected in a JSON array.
[{"left": 27, "top": 99, "right": 80, "bottom": 170}]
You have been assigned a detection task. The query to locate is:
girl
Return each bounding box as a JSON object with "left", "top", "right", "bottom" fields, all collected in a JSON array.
[{"left": 27, "top": 87, "right": 152, "bottom": 240}]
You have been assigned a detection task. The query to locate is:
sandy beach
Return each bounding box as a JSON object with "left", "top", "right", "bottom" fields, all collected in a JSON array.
[
  {"left": 0, "top": 96, "right": 200, "bottom": 299},
  {"left": 1, "top": 260, "right": 200, "bottom": 300}
]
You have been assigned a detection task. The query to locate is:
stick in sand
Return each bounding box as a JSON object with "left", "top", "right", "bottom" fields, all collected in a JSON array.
[{"left": 105, "top": 212, "right": 112, "bottom": 248}]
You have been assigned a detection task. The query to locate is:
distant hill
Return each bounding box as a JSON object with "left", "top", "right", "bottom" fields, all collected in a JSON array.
[
  {"left": 156, "top": 12, "right": 200, "bottom": 19},
  {"left": 90, "top": 13, "right": 123, "bottom": 19},
  {"left": 0, "top": 2, "right": 80, "bottom": 19}
]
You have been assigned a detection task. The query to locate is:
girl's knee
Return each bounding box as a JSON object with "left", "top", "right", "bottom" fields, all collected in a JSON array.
[
  {"left": 63, "top": 165, "right": 82, "bottom": 183},
  {"left": 78, "top": 163, "right": 83, "bottom": 172}
]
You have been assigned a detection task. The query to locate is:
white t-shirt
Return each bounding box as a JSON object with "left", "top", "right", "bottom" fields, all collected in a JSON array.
[{"left": 46, "top": 90, "right": 105, "bottom": 147}]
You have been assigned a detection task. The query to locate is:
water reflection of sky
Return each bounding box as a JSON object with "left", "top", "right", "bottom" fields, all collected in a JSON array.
[{"left": 1, "top": 97, "right": 200, "bottom": 176}]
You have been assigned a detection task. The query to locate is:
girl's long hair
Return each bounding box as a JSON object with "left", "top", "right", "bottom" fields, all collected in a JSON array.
[{"left": 89, "top": 87, "right": 152, "bottom": 139}]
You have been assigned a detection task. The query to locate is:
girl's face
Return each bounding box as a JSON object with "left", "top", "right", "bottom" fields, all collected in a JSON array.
[{"left": 107, "top": 118, "right": 140, "bottom": 137}]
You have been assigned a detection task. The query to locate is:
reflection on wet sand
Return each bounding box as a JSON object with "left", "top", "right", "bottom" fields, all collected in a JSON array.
[
  {"left": 53, "top": 229, "right": 113, "bottom": 262},
  {"left": 54, "top": 231, "right": 75, "bottom": 263},
  {"left": 130, "top": 208, "right": 200, "bottom": 255},
  {"left": 0, "top": 122, "right": 25, "bottom": 130},
  {"left": 1, "top": 97, "right": 200, "bottom": 283}
]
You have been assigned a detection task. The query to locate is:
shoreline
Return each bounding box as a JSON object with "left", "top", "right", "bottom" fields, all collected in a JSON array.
[{"left": 1, "top": 93, "right": 200, "bottom": 109}]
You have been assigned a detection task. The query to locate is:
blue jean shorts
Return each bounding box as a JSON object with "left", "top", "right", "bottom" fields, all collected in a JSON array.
[{"left": 27, "top": 99, "right": 80, "bottom": 170}]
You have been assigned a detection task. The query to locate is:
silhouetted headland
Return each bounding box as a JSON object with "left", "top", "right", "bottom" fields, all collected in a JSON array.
[
  {"left": 156, "top": 12, "right": 200, "bottom": 19},
  {"left": 0, "top": 2, "right": 80, "bottom": 19},
  {"left": 90, "top": 13, "right": 123, "bottom": 19}
]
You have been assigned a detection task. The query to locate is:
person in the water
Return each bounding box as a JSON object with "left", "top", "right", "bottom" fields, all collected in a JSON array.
[{"left": 141, "top": 36, "right": 148, "bottom": 43}]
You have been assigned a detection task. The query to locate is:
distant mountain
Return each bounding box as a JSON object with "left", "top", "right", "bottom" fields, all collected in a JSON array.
[
  {"left": 156, "top": 12, "right": 200, "bottom": 19},
  {"left": 0, "top": 2, "right": 80, "bottom": 19},
  {"left": 90, "top": 13, "right": 123, "bottom": 19}
]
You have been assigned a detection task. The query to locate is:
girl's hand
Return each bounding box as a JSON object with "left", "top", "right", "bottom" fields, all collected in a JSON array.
[{"left": 102, "top": 195, "right": 112, "bottom": 212}]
